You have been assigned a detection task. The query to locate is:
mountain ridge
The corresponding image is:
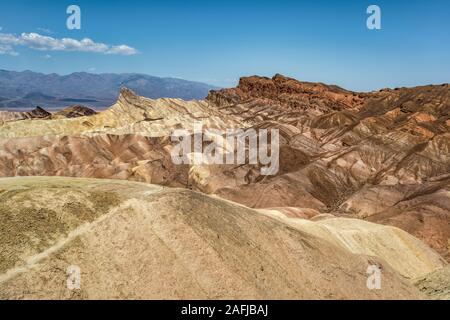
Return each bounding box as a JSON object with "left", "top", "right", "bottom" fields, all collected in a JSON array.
[{"left": 0, "top": 69, "right": 219, "bottom": 111}]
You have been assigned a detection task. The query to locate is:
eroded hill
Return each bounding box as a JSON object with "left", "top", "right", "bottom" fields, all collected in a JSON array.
[{"left": 0, "top": 177, "right": 440, "bottom": 299}]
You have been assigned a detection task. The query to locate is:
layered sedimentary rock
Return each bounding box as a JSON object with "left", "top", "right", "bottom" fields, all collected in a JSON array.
[
  {"left": 52, "top": 105, "right": 97, "bottom": 119},
  {"left": 0, "top": 134, "right": 189, "bottom": 187},
  {"left": 204, "top": 75, "right": 450, "bottom": 260},
  {"left": 0, "top": 75, "right": 448, "bottom": 299}
]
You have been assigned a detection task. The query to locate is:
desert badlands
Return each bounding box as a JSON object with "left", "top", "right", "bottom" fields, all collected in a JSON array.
[{"left": 0, "top": 74, "right": 449, "bottom": 299}]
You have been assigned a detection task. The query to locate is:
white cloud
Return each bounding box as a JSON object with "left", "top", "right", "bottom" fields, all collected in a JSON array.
[
  {"left": 0, "top": 33, "right": 22, "bottom": 45},
  {"left": 37, "top": 27, "right": 53, "bottom": 34},
  {"left": 106, "top": 44, "right": 139, "bottom": 55},
  {"left": 0, "top": 44, "right": 18, "bottom": 56},
  {"left": 0, "top": 32, "right": 138, "bottom": 56},
  {"left": 42, "top": 54, "right": 52, "bottom": 59}
]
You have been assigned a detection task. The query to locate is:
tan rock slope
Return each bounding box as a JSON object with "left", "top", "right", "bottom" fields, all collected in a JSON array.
[
  {"left": 415, "top": 266, "right": 450, "bottom": 300},
  {"left": 0, "top": 177, "right": 430, "bottom": 300},
  {"left": 257, "top": 209, "right": 446, "bottom": 279},
  {"left": 0, "top": 105, "right": 97, "bottom": 123}
]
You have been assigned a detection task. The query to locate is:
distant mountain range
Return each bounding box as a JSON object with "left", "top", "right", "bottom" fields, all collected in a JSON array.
[{"left": 0, "top": 70, "right": 218, "bottom": 110}]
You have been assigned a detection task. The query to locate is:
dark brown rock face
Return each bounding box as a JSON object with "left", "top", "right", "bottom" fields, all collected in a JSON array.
[
  {"left": 29, "top": 106, "right": 52, "bottom": 118},
  {"left": 0, "top": 105, "right": 95, "bottom": 122},
  {"left": 0, "top": 106, "right": 51, "bottom": 122},
  {"left": 52, "top": 105, "right": 97, "bottom": 118}
]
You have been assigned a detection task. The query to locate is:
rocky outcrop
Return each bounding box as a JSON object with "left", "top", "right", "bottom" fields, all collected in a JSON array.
[
  {"left": 207, "top": 74, "right": 365, "bottom": 117},
  {"left": 52, "top": 105, "right": 97, "bottom": 118},
  {"left": 0, "top": 134, "right": 189, "bottom": 187}
]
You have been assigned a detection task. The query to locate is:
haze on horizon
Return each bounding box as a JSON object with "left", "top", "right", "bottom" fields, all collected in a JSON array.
[{"left": 0, "top": 0, "right": 449, "bottom": 91}]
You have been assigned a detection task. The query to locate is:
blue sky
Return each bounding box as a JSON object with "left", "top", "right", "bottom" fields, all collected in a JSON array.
[{"left": 0, "top": 0, "right": 449, "bottom": 91}]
